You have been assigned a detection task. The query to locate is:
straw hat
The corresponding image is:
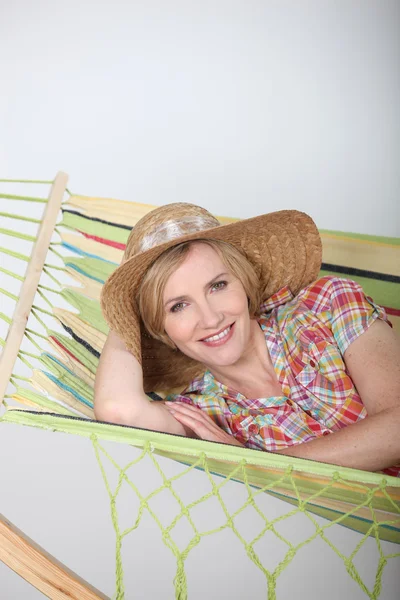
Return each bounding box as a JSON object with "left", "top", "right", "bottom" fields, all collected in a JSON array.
[{"left": 100, "top": 203, "right": 322, "bottom": 392}]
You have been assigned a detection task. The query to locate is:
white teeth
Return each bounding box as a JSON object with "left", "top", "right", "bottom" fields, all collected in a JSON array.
[{"left": 203, "top": 326, "right": 231, "bottom": 342}]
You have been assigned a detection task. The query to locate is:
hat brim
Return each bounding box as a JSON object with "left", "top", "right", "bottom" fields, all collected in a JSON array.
[{"left": 101, "top": 210, "right": 322, "bottom": 392}]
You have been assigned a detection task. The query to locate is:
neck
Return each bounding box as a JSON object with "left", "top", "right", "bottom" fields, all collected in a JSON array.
[{"left": 207, "top": 319, "right": 276, "bottom": 397}]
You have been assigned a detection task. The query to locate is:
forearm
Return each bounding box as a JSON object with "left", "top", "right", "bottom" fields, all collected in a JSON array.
[
  {"left": 96, "top": 394, "right": 191, "bottom": 437},
  {"left": 278, "top": 406, "right": 400, "bottom": 472},
  {"left": 94, "top": 330, "right": 190, "bottom": 436},
  {"left": 95, "top": 371, "right": 191, "bottom": 436}
]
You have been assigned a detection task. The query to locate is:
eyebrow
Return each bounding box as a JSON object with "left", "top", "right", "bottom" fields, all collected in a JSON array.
[{"left": 164, "top": 272, "right": 229, "bottom": 307}]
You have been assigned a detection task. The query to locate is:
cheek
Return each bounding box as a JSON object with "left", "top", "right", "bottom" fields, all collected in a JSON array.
[
  {"left": 164, "top": 315, "right": 194, "bottom": 343},
  {"left": 219, "top": 290, "right": 249, "bottom": 315}
]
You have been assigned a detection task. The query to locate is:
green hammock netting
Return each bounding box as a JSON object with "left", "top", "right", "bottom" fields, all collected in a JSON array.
[{"left": 0, "top": 175, "right": 399, "bottom": 600}]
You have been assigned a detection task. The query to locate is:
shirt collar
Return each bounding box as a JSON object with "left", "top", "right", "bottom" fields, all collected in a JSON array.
[
  {"left": 183, "top": 368, "right": 223, "bottom": 395},
  {"left": 260, "top": 285, "right": 294, "bottom": 312}
]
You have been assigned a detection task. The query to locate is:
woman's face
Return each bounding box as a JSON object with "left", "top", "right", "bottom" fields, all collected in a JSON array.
[{"left": 163, "top": 242, "right": 252, "bottom": 368}]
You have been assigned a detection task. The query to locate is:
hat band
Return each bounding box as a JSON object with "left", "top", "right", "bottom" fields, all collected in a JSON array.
[{"left": 139, "top": 215, "right": 220, "bottom": 252}]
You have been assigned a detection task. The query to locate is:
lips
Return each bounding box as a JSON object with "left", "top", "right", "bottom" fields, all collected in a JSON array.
[{"left": 199, "top": 323, "right": 234, "bottom": 344}]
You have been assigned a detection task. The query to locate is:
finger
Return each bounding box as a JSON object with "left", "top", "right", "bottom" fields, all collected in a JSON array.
[
  {"left": 165, "top": 403, "right": 219, "bottom": 427},
  {"left": 165, "top": 401, "right": 201, "bottom": 412},
  {"left": 169, "top": 411, "right": 220, "bottom": 441},
  {"left": 170, "top": 411, "right": 242, "bottom": 446},
  {"left": 165, "top": 404, "right": 210, "bottom": 425},
  {"left": 165, "top": 402, "right": 204, "bottom": 416},
  {"left": 164, "top": 404, "right": 216, "bottom": 430}
]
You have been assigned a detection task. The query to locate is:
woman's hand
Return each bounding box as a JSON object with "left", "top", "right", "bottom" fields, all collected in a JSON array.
[{"left": 165, "top": 402, "right": 244, "bottom": 447}]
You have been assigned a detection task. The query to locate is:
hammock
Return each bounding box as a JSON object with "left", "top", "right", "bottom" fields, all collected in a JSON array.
[{"left": 0, "top": 172, "right": 399, "bottom": 600}]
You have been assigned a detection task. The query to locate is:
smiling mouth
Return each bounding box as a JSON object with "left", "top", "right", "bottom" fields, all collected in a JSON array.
[{"left": 200, "top": 324, "right": 233, "bottom": 343}]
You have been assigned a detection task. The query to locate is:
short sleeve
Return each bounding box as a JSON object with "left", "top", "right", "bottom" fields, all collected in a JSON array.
[{"left": 301, "top": 276, "right": 391, "bottom": 355}]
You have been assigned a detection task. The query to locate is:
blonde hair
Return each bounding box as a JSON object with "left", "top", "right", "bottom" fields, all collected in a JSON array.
[{"left": 138, "top": 239, "right": 260, "bottom": 347}]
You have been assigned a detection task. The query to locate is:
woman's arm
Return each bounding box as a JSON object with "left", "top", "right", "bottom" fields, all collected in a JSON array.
[
  {"left": 94, "top": 330, "right": 192, "bottom": 437},
  {"left": 279, "top": 320, "right": 400, "bottom": 471}
]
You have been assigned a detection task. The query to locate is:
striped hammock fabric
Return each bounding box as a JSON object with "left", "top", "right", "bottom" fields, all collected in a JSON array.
[{"left": 0, "top": 174, "right": 399, "bottom": 600}]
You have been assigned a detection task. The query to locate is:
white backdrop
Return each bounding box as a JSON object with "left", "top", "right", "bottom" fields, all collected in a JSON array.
[
  {"left": 1, "top": 1, "right": 399, "bottom": 599},
  {"left": 1, "top": 0, "right": 399, "bottom": 234}
]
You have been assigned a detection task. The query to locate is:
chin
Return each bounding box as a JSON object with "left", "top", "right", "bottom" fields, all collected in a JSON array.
[{"left": 200, "top": 347, "right": 244, "bottom": 368}]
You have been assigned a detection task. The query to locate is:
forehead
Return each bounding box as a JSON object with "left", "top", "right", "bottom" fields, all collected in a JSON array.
[
  {"left": 166, "top": 243, "right": 226, "bottom": 286},
  {"left": 186, "top": 241, "right": 222, "bottom": 261}
]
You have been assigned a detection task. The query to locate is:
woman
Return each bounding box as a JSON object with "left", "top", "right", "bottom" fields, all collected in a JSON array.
[{"left": 95, "top": 202, "right": 400, "bottom": 476}]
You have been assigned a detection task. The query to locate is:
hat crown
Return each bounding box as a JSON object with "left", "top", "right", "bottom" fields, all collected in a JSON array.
[{"left": 124, "top": 203, "right": 220, "bottom": 259}]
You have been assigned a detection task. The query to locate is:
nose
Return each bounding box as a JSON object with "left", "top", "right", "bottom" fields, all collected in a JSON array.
[{"left": 197, "top": 298, "right": 223, "bottom": 330}]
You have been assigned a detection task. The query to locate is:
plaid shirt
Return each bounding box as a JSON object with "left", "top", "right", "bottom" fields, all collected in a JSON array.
[{"left": 167, "top": 276, "right": 399, "bottom": 477}]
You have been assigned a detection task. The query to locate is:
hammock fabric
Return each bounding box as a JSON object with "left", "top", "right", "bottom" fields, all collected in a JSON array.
[{"left": 0, "top": 173, "right": 399, "bottom": 600}]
